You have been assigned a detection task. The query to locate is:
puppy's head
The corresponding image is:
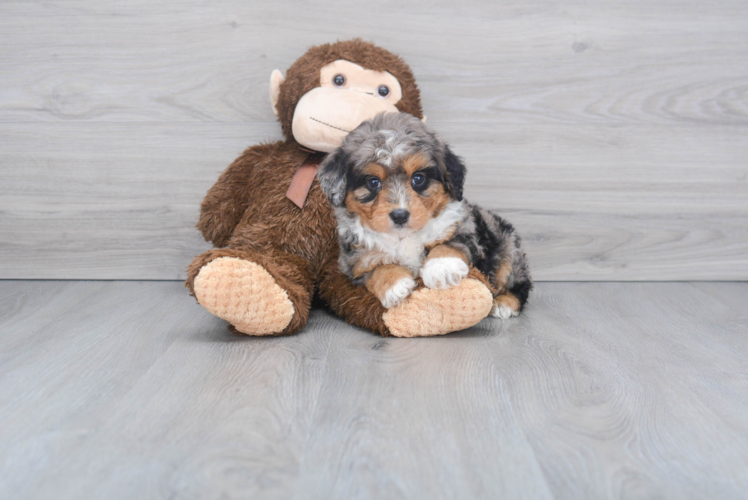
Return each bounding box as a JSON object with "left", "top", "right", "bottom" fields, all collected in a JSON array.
[{"left": 318, "top": 112, "right": 466, "bottom": 234}]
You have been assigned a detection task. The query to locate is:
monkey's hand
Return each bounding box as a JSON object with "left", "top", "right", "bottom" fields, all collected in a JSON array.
[{"left": 365, "top": 264, "right": 417, "bottom": 309}]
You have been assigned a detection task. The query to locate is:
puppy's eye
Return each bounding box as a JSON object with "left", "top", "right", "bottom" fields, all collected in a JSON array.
[
  {"left": 367, "top": 177, "right": 382, "bottom": 190},
  {"left": 377, "top": 85, "right": 390, "bottom": 97},
  {"left": 411, "top": 173, "right": 427, "bottom": 190},
  {"left": 333, "top": 74, "right": 346, "bottom": 87}
]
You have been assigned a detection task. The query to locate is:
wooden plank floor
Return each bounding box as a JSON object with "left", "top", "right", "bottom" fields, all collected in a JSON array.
[{"left": 0, "top": 281, "right": 746, "bottom": 499}]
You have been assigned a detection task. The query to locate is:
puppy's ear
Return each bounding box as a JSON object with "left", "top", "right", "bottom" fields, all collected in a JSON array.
[
  {"left": 318, "top": 149, "right": 349, "bottom": 207},
  {"left": 443, "top": 144, "right": 466, "bottom": 201}
]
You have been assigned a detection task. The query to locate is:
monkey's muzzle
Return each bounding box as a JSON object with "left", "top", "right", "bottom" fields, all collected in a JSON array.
[{"left": 292, "top": 88, "right": 399, "bottom": 153}]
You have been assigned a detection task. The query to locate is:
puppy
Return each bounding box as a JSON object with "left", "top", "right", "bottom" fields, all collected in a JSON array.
[{"left": 318, "top": 113, "right": 532, "bottom": 319}]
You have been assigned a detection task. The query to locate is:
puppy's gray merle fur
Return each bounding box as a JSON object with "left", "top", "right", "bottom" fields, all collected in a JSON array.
[{"left": 318, "top": 112, "right": 532, "bottom": 318}]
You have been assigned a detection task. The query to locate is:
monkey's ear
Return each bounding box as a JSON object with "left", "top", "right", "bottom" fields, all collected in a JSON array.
[
  {"left": 421, "top": 115, "right": 427, "bottom": 124},
  {"left": 318, "top": 150, "right": 349, "bottom": 207},
  {"left": 269, "top": 69, "right": 285, "bottom": 116},
  {"left": 443, "top": 145, "right": 466, "bottom": 201}
]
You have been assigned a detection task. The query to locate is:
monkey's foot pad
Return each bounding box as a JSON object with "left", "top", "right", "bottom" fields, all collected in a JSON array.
[
  {"left": 382, "top": 278, "right": 493, "bottom": 338},
  {"left": 193, "top": 257, "right": 295, "bottom": 335}
]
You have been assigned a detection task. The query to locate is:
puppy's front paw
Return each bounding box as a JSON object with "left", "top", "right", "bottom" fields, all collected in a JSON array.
[
  {"left": 381, "top": 277, "right": 417, "bottom": 308},
  {"left": 421, "top": 257, "right": 469, "bottom": 289}
]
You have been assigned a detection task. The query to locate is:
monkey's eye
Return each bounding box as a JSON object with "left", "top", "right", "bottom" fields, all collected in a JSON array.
[
  {"left": 367, "top": 176, "right": 382, "bottom": 191},
  {"left": 377, "top": 85, "right": 390, "bottom": 97},
  {"left": 333, "top": 74, "right": 346, "bottom": 87},
  {"left": 411, "top": 173, "right": 427, "bottom": 190}
]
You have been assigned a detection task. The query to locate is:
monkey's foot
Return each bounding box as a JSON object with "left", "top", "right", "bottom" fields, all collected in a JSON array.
[
  {"left": 193, "top": 257, "right": 295, "bottom": 335},
  {"left": 382, "top": 278, "right": 493, "bottom": 338}
]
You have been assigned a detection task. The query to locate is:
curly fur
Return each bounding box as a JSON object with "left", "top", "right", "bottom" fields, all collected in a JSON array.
[{"left": 319, "top": 113, "right": 533, "bottom": 311}]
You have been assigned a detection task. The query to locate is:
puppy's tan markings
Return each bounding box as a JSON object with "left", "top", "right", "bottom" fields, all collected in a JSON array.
[
  {"left": 406, "top": 182, "right": 452, "bottom": 233},
  {"left": 494, "top": 293, "right": 520, "bottom": 314},
  {"left": 345, "top": 191, "right": 371, "bottom": 218},
  {"left": 366, "top": 192, "right": 397, "bottom": 232},
  {"left": 402, "top": 152, "right": 430, "bottom": 176},
  {"left": 352, "top": 251, "right": 394, "bottom": 278},
  {"left": 421, "top": 182, "right": 450, "bottom": 208},
  {"left": 347, "top": 162, "right": 396, "bottom": 232},
  {"left": 365, "top": 264, "right": 414, "bottom": 304},
  {"left": 402, "top": 153, "right": 452, "bottom": 232},
  {"left": 352, "top": 187, "right": 371, "bottom": 201},
  {"left": 362, "top": 162, "right": 387, "bottom": 179},
  {"left": 425, "top": 244, "right": 469, "bottom": 264},
  {"left": 406, "top": 198, "right": 430, "bottom": 232},
  {"left": 348, "top": 163, "right": 387, "bottom": 204},
  {"left": 495, "top": 260, "right": 514, "bottom": 292}
]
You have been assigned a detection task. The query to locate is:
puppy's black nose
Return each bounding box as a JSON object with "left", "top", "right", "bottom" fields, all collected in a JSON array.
[{"left": 389, "top": 209, "right": 410, "bottom": 226}]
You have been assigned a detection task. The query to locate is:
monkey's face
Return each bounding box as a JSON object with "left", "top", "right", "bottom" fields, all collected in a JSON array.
[{"left": 273, "top": 60, "right": 403, "bottom": 152}]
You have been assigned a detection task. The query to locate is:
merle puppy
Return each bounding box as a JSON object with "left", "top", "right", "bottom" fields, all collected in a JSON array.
[{"left": 318, "top": 112, "right": 532, "bottom": 319}]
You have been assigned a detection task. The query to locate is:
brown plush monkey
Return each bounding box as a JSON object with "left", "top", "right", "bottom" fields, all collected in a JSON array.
[{"left": 185, "top": 39, "right": 494, "bottom": 337}]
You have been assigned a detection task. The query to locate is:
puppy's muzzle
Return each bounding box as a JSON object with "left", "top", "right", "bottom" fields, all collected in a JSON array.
[{"left": 389, "top": 209, "right": 410, "bottom": 226}]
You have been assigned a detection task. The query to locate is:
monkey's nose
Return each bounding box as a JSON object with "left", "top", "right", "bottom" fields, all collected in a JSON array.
[{"left": 389, "top": 209, "right": 410, "bottom": 226}]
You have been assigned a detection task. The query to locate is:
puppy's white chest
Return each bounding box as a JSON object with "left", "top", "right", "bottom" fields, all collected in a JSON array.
[
  {"left": 381, "top": 236, "right": 426, "bottom": 273},
  {"left": 341, "top": 200, "right": 466, "bottom": 275}
]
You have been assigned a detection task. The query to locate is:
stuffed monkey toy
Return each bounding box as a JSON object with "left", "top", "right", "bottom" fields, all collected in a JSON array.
[{"left": 185, "top": 39, "right": 494, "bottom": 337}]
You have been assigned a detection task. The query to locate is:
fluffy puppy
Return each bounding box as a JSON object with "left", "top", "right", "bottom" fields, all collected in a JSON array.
[{"left": 318, "top": 113, "right": 532, "bottom": 319}]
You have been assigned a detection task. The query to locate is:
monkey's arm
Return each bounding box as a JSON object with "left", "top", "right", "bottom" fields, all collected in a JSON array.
[{"left": 196, "top": 146, "right": 267, "bottom": 247}]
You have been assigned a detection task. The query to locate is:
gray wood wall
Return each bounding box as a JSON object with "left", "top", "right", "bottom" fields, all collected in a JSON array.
[{"left": 1, "top": 0, "right": 746, "bottom": 280}]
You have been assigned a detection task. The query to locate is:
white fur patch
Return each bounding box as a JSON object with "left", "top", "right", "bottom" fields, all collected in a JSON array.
[
  {"left": 421, "top": 257, "right": 469, "bottom": 289},
  {"left": 491, "top": 304, "right": 519, "bottom": 319},
  {"left": 381, "top": 276, "right": 417, "bottom": 308}
]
